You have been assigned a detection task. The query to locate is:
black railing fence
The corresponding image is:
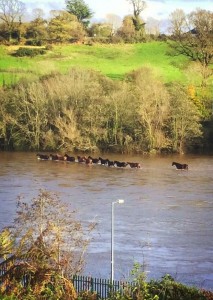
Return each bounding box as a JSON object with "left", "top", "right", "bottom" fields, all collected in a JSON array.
[
  {"left": 71, "top": 275, "right": 134, "bottom": 299},
  {"left": 0, "top": 257, "right": 134, "bottom": 299},
  {"left": 0, "top": 255, "right": 15, "bottom": 281}
]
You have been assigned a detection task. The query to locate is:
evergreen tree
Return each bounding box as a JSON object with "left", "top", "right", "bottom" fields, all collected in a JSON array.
[{"left": 66, "top": 0, "right": 93, "bottom": 27}]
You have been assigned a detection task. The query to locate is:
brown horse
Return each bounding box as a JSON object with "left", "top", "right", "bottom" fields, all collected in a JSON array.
[
  {"left": 127, "top": 162, "right": 141, "bottom": 169},
  {"left": 85, "top": 157, "right": 93, "bottom": 164}
]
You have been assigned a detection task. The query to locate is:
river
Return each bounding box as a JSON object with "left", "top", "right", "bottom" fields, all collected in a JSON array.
[{"left": 0, "top": 151, "right": 212, "bottom": 289}]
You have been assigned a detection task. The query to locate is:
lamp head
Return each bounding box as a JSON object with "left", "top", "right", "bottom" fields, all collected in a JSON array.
[{"left": 117, "top": 199, "right": 124, "bottom": 204}]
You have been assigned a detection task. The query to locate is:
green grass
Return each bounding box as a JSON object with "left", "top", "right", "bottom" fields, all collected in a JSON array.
[{"left": 0, "top": 42, "right": 189, "bottom": 86}]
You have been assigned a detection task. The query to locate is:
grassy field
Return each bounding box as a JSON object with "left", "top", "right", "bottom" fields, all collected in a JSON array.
[{"left": 0, "top": 42, "right": 189, "bottom": 86}]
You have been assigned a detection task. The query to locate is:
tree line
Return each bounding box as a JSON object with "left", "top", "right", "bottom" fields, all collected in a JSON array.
[
  {"left": 0, "top": 66, "right": 207, "bottom": 154},
  {"left": 0, "top": 0, "right": 148, "bottom": 45},
  {"left": 0, "top": 0, "right": 211, "bottom": 46}
]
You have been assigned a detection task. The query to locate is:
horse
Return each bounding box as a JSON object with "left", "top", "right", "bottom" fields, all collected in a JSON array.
[
  {"left": 77, "top": 156, "right": 86, "bottom": 163},
  {"left": 99, "top": 157, "right": 108, "bottom": 165},
  {"left": 36, "top": 153, "right": 49, "bottom": 160},
  {"left": 49, "top": 154, "right": 58, "bottom": 161},
  {"left": 85, "top": 157, "right": 93, "bottom": 164},
  {"left": 106, "top": 159, "right": 115, "bottom": 167},
  {"left": 64, "top": 153, "right": 75, "bottom": 162},
  {"left": 114, "top": 160, "right": 128, "bottom": 168},
  {"left": 88, "top": 156, "right": 99, "bottom": 164},
  {"left": 172, "top": 162, "right": 188, "bottom": 170},
  {"left": 127, "top": 162, "right": 141, "bottom": 168},
  {"left": 49, "top": 154, "right": 64, "bottom": 161}
]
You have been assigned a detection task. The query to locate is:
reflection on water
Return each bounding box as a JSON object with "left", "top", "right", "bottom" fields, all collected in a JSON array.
[{"left": 0, "top": 152, "right": 213, "bottom": 289}]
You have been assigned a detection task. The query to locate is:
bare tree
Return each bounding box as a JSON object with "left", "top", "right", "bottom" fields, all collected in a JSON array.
[
  {"left": 105, "top": 13, "right": 122, "bottom": 34},
  {"left": 127, "top": 0, "right": 146, "bottom": 18},
  {"left": 0, "top": 0, "right": 25, "bottom": 41},
  {"left": 32, "top": 8, "right": 45, "bottom": 19},
  {"left": 145, "top": 17, "right": 160, "bottom": 36}
]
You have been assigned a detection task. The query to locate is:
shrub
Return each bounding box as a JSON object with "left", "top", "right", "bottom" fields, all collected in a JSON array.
[
  {"left": 201, "top": 289, "right": 213, "bottom": 300},
  {"left": 13, "top": 47, "right": 46, "bottom": 57},
  {"left": 45, "top": 44, "right": 53, "bottom": 51},
  {"left": 25, "top": 39, "right": 44, "bottom": 46}
]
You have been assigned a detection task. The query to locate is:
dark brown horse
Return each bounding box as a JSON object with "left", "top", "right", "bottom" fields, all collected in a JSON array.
[
  {"left": 99, "top": 157, "right": 108, "bottom": 165},
  {"left": 49, "top": 154, "right": 64, "bottom": 161},
  {"left": 64, "top": 153, "right": 75, "bottom": 162},
  {"left": 172, "top": 162, "right": 188, "bottom": 170},
  {"left": 36, "top": 153, "right": 49, "bottom": 160},
  {"left": 106, "top": 159, "right": 115, "bottom": 167},
  {"left": 88, "top": 156, "right": 99, "bottom": 164},
  {"left": 77, "top": 156, "right": 86, "bottom": 163},
  {"left": 114, "top": 161, "right": 128, "bottom": 168}
]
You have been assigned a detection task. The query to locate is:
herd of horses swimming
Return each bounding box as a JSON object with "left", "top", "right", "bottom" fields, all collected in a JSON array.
[{"left": 36, "top": 153, "right": 189, "bottom": 170}]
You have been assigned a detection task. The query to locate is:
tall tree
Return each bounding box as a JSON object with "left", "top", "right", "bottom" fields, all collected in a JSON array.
[
  {"left": 0, "top": 0, "right": 25, "bottom": 41},
  {"left": 48, "top": 10, "right": 85, "bottom": 43},
  {"left": 65, "top": 0, "right": 93, "bottom": 27},
  {"left": 89, "top": 22, "right": 113, "bottom": 38},
  {"left": 169, "top": 9, "right": 213, "bottom": 86},
  {"left": 168, "top": 83, "right": 202, "bottom": 153},
  {"left": 127, "top": 67, "right": 170, "bottom": 152},
  {"left": 26, "top": 9, "right": 47, "bottom": 43},
  {"left": 117, "top": 15, "right": 136, "bottom": 42},
  {"left": 126, "top": 0, "right": 146, "bottom": 31}
]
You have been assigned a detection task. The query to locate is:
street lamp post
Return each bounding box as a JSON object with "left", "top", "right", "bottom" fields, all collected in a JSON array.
[{"left": 111, "top": 199, "right": 124, "bottom": 282}]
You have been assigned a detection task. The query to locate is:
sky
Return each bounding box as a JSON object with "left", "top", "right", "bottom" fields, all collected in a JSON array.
[{"left": 24, "top": 0, "right": 213, "bottom": 31}]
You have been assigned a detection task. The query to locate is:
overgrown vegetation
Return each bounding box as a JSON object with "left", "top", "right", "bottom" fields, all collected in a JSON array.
[
  {"left": 0, "top": 255, "right": 213, "bottom": 299},
  {"left": 0, "top": 190, "right": 96, "bottom": 299},
  {"left": 0, "top": 64, "right": 212, "bottom": 153},
  {"left": 109, "top": 263, "right": 211, "bottom": 300}
]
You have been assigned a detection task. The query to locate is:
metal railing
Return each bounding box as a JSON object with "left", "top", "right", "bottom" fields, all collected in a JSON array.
[
  {"left": 0, "top": 258, "right": 133, "bottom": 299},
  {"left": 0, "top": 255, "right": 15, "bottom": 281},
  {"left": 71, "top": 275, "right": 132, "bottom": 299}
]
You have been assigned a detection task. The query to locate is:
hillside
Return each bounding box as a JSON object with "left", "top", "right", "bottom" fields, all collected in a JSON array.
[{"left": 0, "top": 42, "right": 189, "bottom": 86}]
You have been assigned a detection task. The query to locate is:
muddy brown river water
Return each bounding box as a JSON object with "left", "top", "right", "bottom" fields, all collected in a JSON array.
[{"left": 0, "top": 152, "right": 212, "bottom": 289}]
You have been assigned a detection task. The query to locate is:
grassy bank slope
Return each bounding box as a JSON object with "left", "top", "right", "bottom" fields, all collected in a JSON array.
[{"left": 0, "top": 42, "right": 188, "bottom": 86}]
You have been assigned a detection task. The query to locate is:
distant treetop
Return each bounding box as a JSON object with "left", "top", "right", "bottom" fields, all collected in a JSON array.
[{"left": 65, "top": 0, "right": 93, "bottom": 27}]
